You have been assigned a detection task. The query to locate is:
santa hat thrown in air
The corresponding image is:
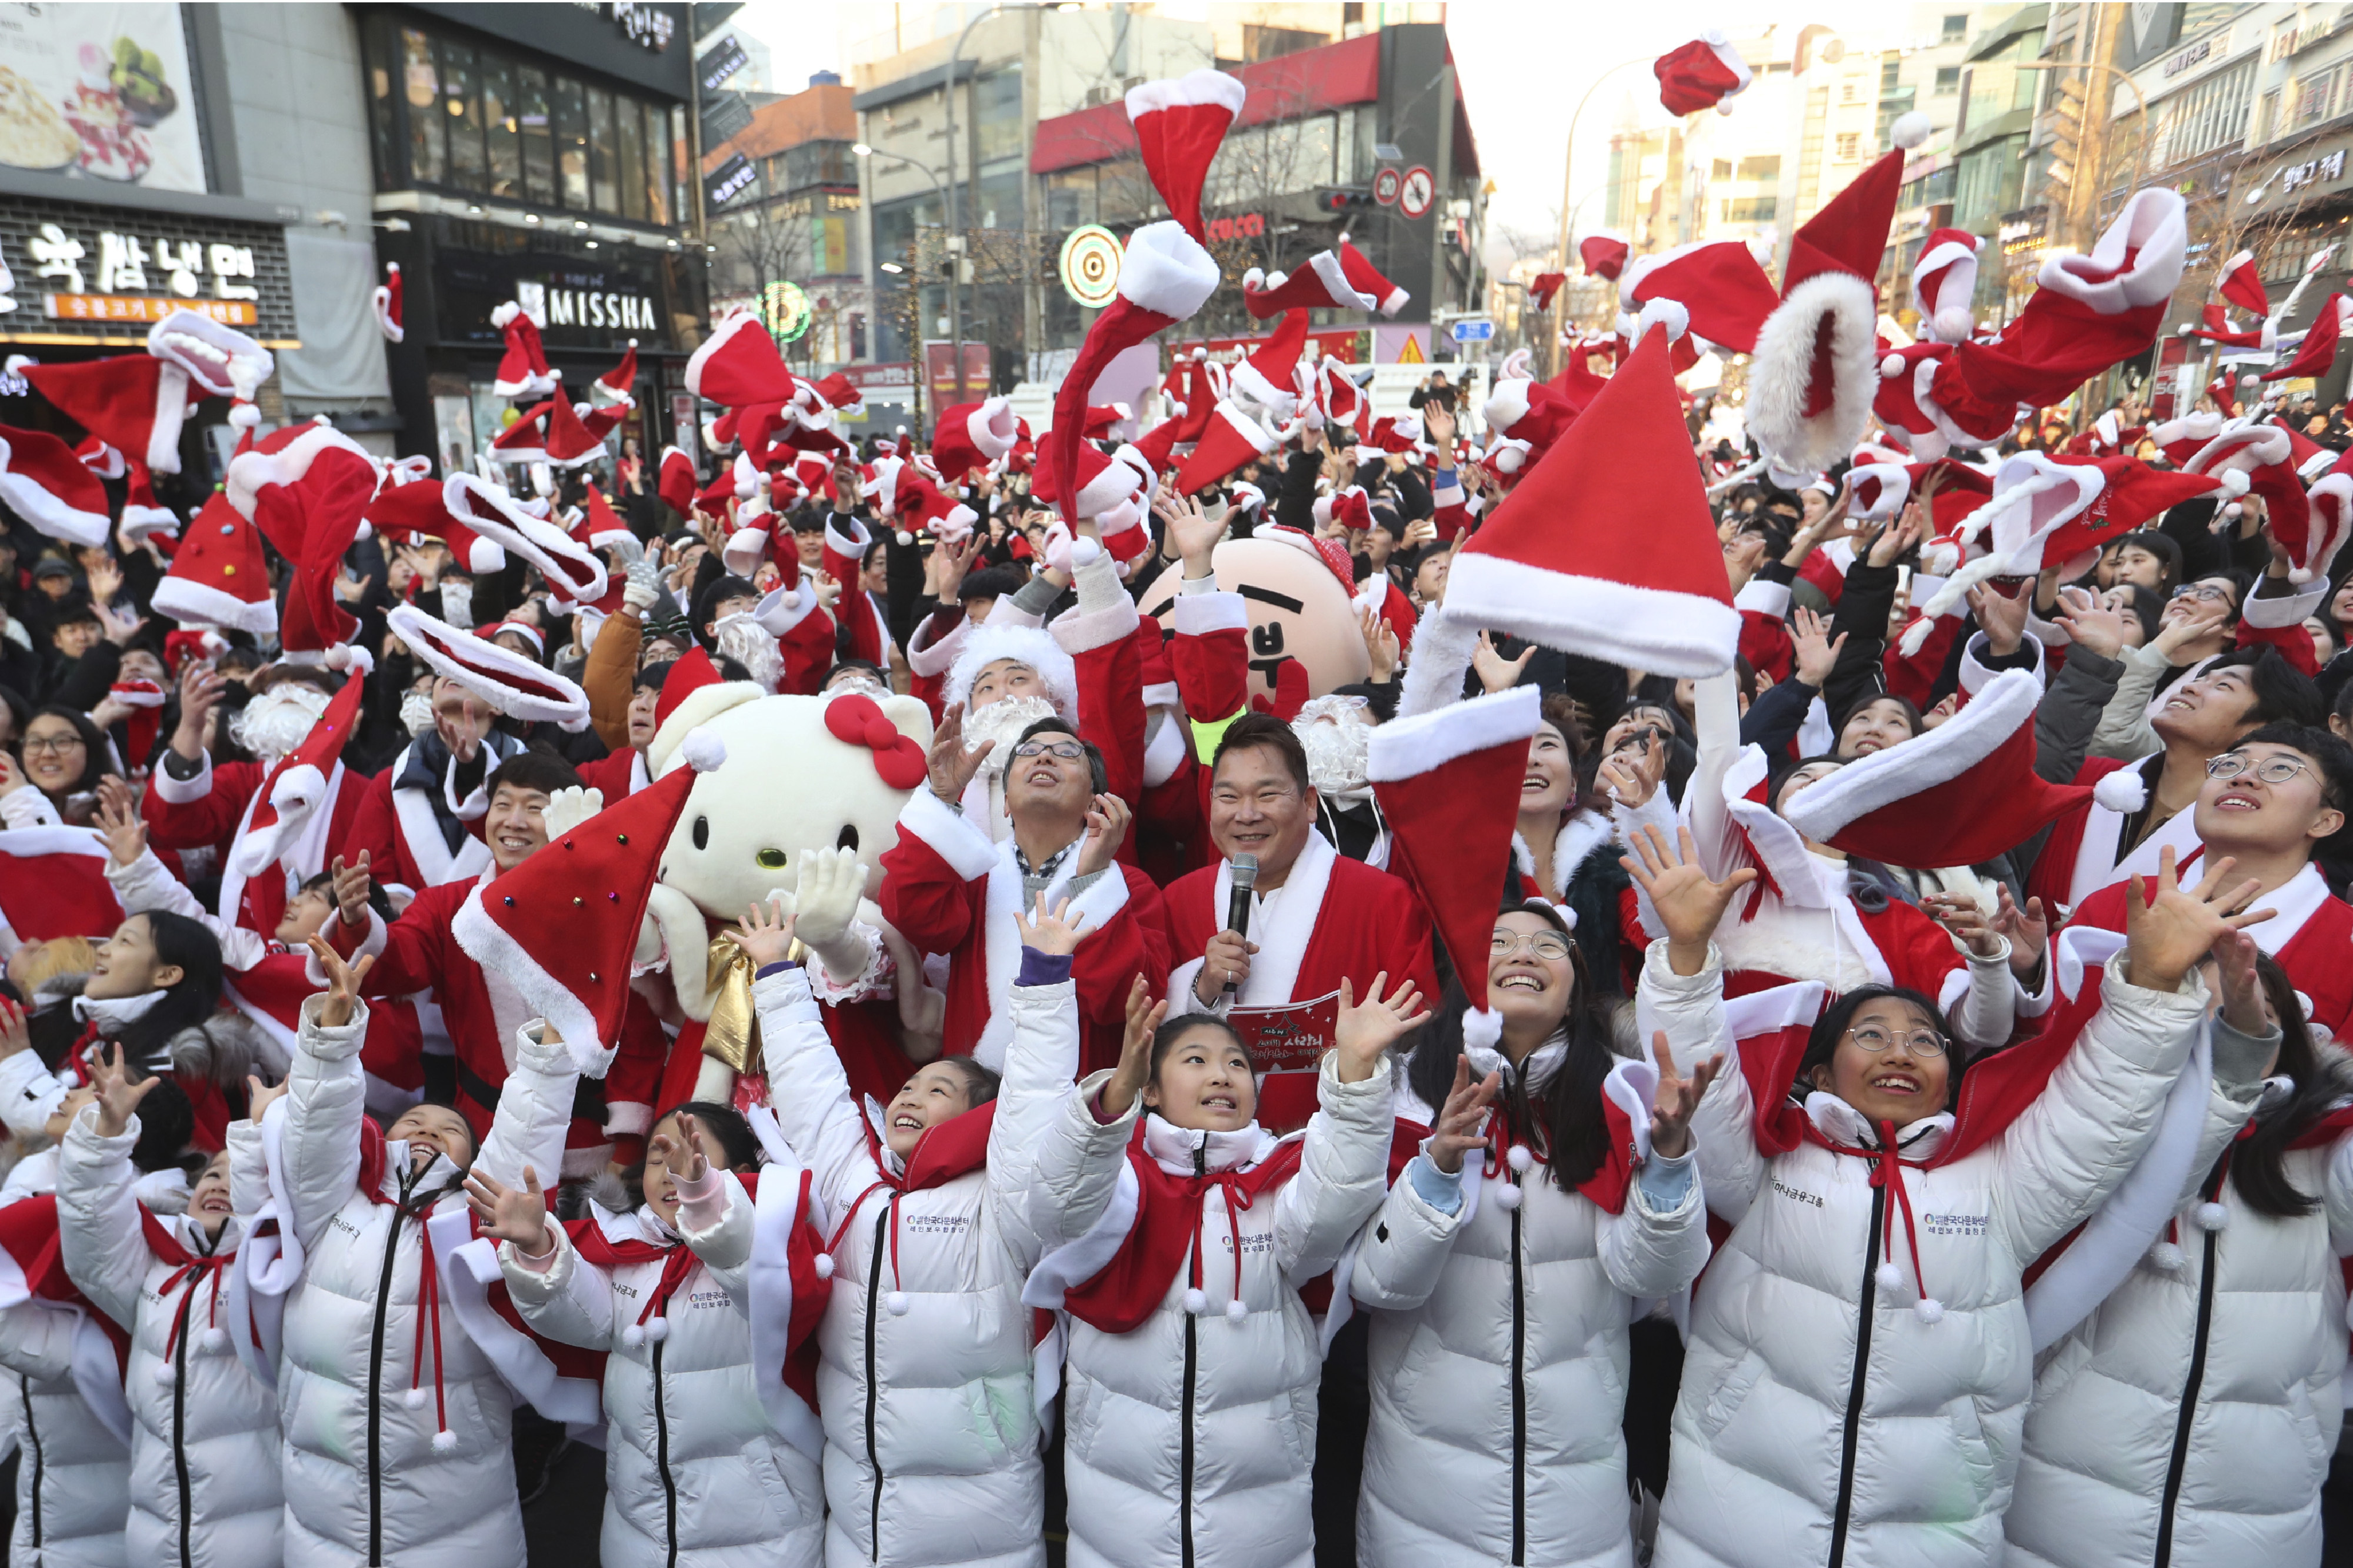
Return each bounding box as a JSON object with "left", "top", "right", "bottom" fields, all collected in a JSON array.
[
  {"left": 1313, "top": 486, "right": 1371, "bottom": 532},
  {"left": 1241, "top": 250, "right": 1382, "bottom": 319},
  {"left": 491, "top": 302, "right": 558, "bottom": 399},
  {"left": 1367, "top": 685, "right": 1544, "bottom": 1050},
  {"left": 657, "top": 446, "right": 698, "bottom": 518},
  {"left": 944, "top": 625, "right": 1082, "bottom": 720},
  {"left": 1174, "top": 397, "right": 1282, "bottom": 495},
  {"left": 22, "top": 312, "right": 271, "bottom": 477},
  {"left": 1578, "top": 236, "right": 1629, "bottom": 282},
  {"left": 1335, "top": 240, "right": 1409, "bottom": 318},
  {"left": 2218, "top": 249, "right": 2269, "bottom": 319},
  {"left": 452, "top": 731, "right": 728, "bottom": 1073},
  {"left": 542, "top": 397, "right": 611, "bottom": 469},
  {"left": 2298, "top": 448, "right": 2353, "bottom": 590},
  {"left": 1524, "top": 272, "right": 1568, "bottom": 314},
  {"left": 1446, "top": 318, "right": 1737, "bottom": 678},
  {"left": 363, "top": 467, "right": 508, "bottom": 575},
  {"left": 0, "top": 829, "right": 123, "bottom": 948},
  {"left": 0, "top": 425, "right": 114, "bottom": 547},
  {"left": 445, "top": 473, "right": 609, "bottom": 606},
  {"left": 1621, "top": 241, "right": 1785, "bottom": 355},
  {"left": 929, "top": 398, "right": 1019, "bottom": 485},
  {"left": 374, "top": 263, "right": 405, "bottom": 344},
  {"left": 1782, "top": 670, "right": 2099, "bottom": 869},
  {"left": 226, "top": 422, "right": 380, "bottom": 656},
  {"left": 595, "top": 341, "right": 639, "bottom": 405},
  {"left": 1912, "top": 228, "right": 1983, "bottom": 343},
  {"left": 152, "top": 491, "right": 277, "bottom": 635},
  {"left": 1317, "top": 357, "right": 1368, "bottom": 434},
  {"left": 1225, "top": 309, "right": 1310, "bottom": 422},
  {"left": 1655, "top": 31, "right": 1752, "bottom": 117},
  {"left": 1481, "top": 376, "right": 1579, "bottom": 463},
  {"left": 487, "top": 405, "right": 550, "bottom": 465},
  {"left": 1126, "top": 71, "right": 1249, "bottom": 242},
  {"left": 232, "top": 675, "right": 366, "bottom": 884},
  {"left": 2262, "top": 293, "right": 2353, "bottom": 383},
  {"left": 118, "top": 463, "right": 178, "bottom": 545},
  {"left": 74, "top": 437, "right": 125, "bottom": 481},
  {"left": 576, "top": 482, "right": 632, "bottom": 552},
  {"left": 388, "top": 602, "right": 592, "bottom": 730}
]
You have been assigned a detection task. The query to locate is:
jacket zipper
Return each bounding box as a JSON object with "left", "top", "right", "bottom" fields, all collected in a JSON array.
[
  {"left": 366, "top": 1183, "right": 417, "bottom": 1567},
  {"left": 2154, "top": 1175, "right": 2227, "bottom": 1568},
  {"left": 1181, "top": 1136, "right": 1207, "bottom": 1568},
  {"left": 1827, "top": 1182, "right": 1887, "bottom": 1568},
  {"left": 171, "top": 1281, "right": 196, "bottom": 1568},
  {"left": 1510, "top": 1192, "right": 1527, "bottom": 1566},
  {"left": 865, "top": 1202, "right": 889, "bottom": 1560},
  {"left": 653, "top": 1329, "right": 677, "bottom": 1568},
  {"left": 21, "top": 1371, "right": 40, "bottom": 1549}
]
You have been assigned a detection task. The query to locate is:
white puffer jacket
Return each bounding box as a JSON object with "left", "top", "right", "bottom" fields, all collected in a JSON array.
[
  {"left": 275, "top": 994, "right": 569, "bottom": 1568},
  {"left": 1028, "top": 1047, "right": 1396, "bottom": 1568},
  {"left": 500, "top": 1167, "right": 824, "bottom": 1568},
  {"left": 0, "top": 1298, "right": 127, "bottom": 1567},
  {"left": 1349, "top": 1030, "right": 1712, "bottom": 1568},
  {"left": 2005, "top": 1068, "right": 2353, "bottom": 1567},
  {"left": 753, "top": 964, "right": 1063, "bottom": 1568},
  {"left": 1645, "top": 946, "right": 2208, "bottom": 1568},
  {"left": 56, "top": 1106, "right": 281, "bottom": 1568}
]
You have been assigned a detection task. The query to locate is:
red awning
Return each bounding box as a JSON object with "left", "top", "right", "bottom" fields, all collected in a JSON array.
[{"left": 1031, "top": 32, "right": 1384, "bottom": 175}]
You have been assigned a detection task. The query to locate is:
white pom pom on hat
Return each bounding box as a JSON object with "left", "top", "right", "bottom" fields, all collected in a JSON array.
[
  {"left": 1881, "top": 353, "right": 1907, "bottom": 379},
  {"left": 2092, "top": 770, "right": 2148, "bottom": 813},
  {"left": 1932, "top": 306, "right": 1975, "bottom": 343},
  {"left": 1635, "top": 297, "right": 1689, "bottom": 343},
  {"left": 1890, "top": 111, "right": 1932, "bottom": 149},
  {"left": 680, "top": 729, "right": 728, "bottom": 773},
  {"left": 2218, "top": 469, "right": 2250, "bottom": 497}
]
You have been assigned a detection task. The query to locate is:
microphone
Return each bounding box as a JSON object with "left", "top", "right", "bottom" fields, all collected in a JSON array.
[{"left": 1222, "top": 853, "right": 1257, "bottom": 995}]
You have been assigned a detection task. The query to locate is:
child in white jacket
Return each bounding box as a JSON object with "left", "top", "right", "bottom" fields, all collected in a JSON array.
[
  {"left": 738, "top": 870, "right": 1069, "bottom": 1568},
  {"left": 1024, "top": 963, "right": 1422, "bottom": 1568},
  {"left": 56, "top": 1045, "right": 280, "bottom": 1568}
]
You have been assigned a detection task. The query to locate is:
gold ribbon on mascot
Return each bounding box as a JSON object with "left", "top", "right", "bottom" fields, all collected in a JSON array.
[{"left": 699, "top": 930, "right": 804, "bottom": 1075}]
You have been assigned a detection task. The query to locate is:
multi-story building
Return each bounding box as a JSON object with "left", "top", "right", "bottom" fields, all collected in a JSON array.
[{"left": 702, "top": 78, "right": 869, "bottom": 375}]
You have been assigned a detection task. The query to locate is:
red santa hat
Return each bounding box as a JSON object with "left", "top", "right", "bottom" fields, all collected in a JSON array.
[
  {"left": 226, "top": 422, "right": 379, "bottom": 656},
  {"left": 0, "top": 425, "right": 113, "bottom": 547},
  {"left": 2184, "top": 301, "right": 2268, "bottom": 349},
  {"left": 2262, "top": 293, "right": 2352, "bottom": 383},
  {"left": 596, "top": 340, "right": 638, "bottom": 405},
  {"left": 1360, "top": 413, "right": 1422, "bottom": 455},
  {"left": 1239, "top": 249, "right": 1382, "bottom": 319},
  {"left": 930, "top": 397, "right": 1019, "bottom": 483},
  {"left": 2298, "top": 448, "right": 2353, "bottom": 590},
  {"left": 1046, "top": 231, "right": 1219, "bottom": 521},
  {"left": 234, "top": 674, "right": 365, "bottom": 882},
  {"left": 1781, "top": 670, "right": 2097, "bottom": 869},
  {"left": 491, "top": 302, "right": 558, "bottom": 399},
  {"left": 1367, "top": 686, "right": 1544, "bottom": 1049},
  {"left": 1447, "top": 320, "right": 1737, "bottom": 678},
  {"left": 1911, "top": 228, "right": 1983, "bottom": 343},
  {"left": 74, "top": 437, "right": 125, "bottom": 480},
  {"left": 373, "top": 263, "right": 405, "bottom": 344},
  {"left": 1312, "top": 486, "right": 1371, "bottom": 532},
  {"left": 1480, "top": 376, "right": 1578, "bottom": 462},
  {"left": 1846, "top": 456, "right": 1994, "bottom": 531},
  {"left": 388, "top": 601, "right": 591, "bottom": 729},
  {"left": 105, "top": 678, "right": 165, "bottom": 770},
  {"left": 2218, "top": 249, "right": 2269, "bottom": 319},
  {"left": 1126, "top": 70, "right": 1249, "bottom": 242},
  {"left": 542, "top": 397, "right": 611, "bottom": 468},
  {"left": 654, "top": 646, "right": 726, "bottom": 729},
  {"left": 1621, "top": 241, "right": 1782, "bottom": 355},
  {"left": 452, "top": 730, "right": 728, "bottom": 1072},
  {"left": 1227, "top": 309, "right": 1309, "bottom": 419},
  {"left": 1316, "top": 357, "right": 1367, "bottom": 434},
  {"left": 576, "top": 482, "right": 633, "bottom": 553},
  {"left": 21, "top": 312, "right": 270, "bottom": 479},
  {"left": 688, "top": 308, "right": 801, "bottom": 409},
  {"left": 362, "top": 469, "right": 508, "bottom": 575},
  {"left": 488, "top": 404, "right": 549, "bottom": 465},
  {"left": 118, "top": 463, "right": 178, "bottom": 545},
  {"left": 1526, "top": 271, "right": 1569, "bottom": 313},
  {"left": 0, "top": 828, "right": 122, "bottom": 947},
  {"left": 1174, "top": 398, "right": 1282, "bottom": 495},
  {"left": 152, "top": 491, "right": 276, "bottom": 635},
  {"left": 1745, "top": 118, "right": 1930, "bottom": 477},
  {"left": 656, "top": 446, "right": 698, "bottom": 518},
  {"left": 1577, "top": 236, "right": 1628, "bottom": 282},
  {"left": 1334, "top": 239, "right": 1408, "bottom": 318},
  {"left": 1655, "top": 31, "right": 1751, "bottom": 116},
  {"left": 896, "top": 472, "right": 979, "bottom": 543},
  {"left": 1080, "top": 404, "right": 1132, "bottom": 439},
  {"left": 445, "top": 474, "right": 609, "bottom": 606}
]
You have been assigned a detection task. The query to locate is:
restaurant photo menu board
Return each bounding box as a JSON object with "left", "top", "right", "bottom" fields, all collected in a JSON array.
[{"left": 0, "top": 4, "right": 204, "bottom": 192}]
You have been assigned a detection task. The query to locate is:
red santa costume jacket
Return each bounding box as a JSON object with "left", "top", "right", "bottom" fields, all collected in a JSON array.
[
  {"left": 2062, "top": 859, "right": 2353, "bottom": 1038},
  {"left": 880, "top": 788, "right": 1167, "bottom": 1077},
  {"left": 342, "top": 734, "right": 535, "bottom": 900},
  {"left": 143, "top": 753, "right": 371, "bottom": 936},
  {"left": 329, "top": 872, "right": 669, "bottom": 1173},
  {"left": 2026, "top": 753, "right": 2204, "bottom": 917},
  {"left": 574, "top": 746, "right": 648, "bottom": 803}
]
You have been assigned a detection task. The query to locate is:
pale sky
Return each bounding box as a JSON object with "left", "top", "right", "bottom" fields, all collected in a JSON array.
[{"left": 731, "top": 2, "right": 1912, "bottom": 249}]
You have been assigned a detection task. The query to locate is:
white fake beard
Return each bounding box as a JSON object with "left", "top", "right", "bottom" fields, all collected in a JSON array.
[
  {"left": 1295, "top": 699, "right": 1371, "bottom": 797},
  {"left": 399, "top": 689, "right": 436, "bottom": 738},
  {"left": 229, "top": 686, "right": 331, "bottom": 763},
  {"left": 964, "top": 693, "right": 1060, "bottom": 780},
  {"left": 712, "top": 611, "right": 784, "bottom": 693}
]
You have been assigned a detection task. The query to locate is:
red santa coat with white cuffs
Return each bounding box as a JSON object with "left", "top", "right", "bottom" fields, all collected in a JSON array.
[
  {"left": 142, "top": 753, "right": 371, "bottom": 937},
  {"left": 2027, "top": 754, "right": 2204, "bottom": 916},
  {"left": 343, "top": 736, "right": 532, "bottom": 902},
  {"left": 879, "top": 788, "right": 1168, "bottom": 1076}
]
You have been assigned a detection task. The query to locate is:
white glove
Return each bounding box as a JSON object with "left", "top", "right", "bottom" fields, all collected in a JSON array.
[
  {"left": 792, "top": 844, "right": 868, "bottom": 950},
  {"left": 541, "top": 785, "right": 605, "bottom": 840}
]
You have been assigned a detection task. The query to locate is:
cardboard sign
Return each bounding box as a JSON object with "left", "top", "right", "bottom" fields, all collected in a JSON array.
[{"left": 1228, "top": 990, "right": 1339, "bottom": 1074}]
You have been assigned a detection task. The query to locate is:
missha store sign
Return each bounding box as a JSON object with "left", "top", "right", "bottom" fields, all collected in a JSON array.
[
  {"left": 435, "top": 247, "right": 673, "bottom": 351},
  {"left": 515, "top": 278, "right": 660, "bottom": 334}
]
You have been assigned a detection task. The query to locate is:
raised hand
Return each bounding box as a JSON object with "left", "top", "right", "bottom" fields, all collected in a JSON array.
[
  {"left": 1920, "top": 891, "right": 2005, "bottom": 960},
  {"left": 1074, "top": 792, "right": 1132, "bottom": 879},
  {"left": 924, "top": 534, "right": 973, "bottom": 600},
  {"left": 171, "top": 663, "right": 226, "bottom": 761},
  {"left": 94, "top": 778, "right": 146, "bottom": 866},
  {"left": 1360, "top": 603, "right": 1401, "bottom": 682},
  {"left": 1421, "top": 402, "right": 1456, "bottom": 448},
  {"left": 1991, "top": 885, "right": 2049, "bottom": 978},
  {"left": 2124, "top": 847, "right": 2272, "bottom": 992},
  {"left": 1155, "top": 490, "right": 1225, "bottom": 577},
  {"left": 1334, "top": 972, "right": 1428, "bottom": 1083},
  {"left": 791, "top": 843, "right": 866, "bottom": 949},
  {"left": 925, "top": 704, "right": 992, "bottom": 805},
  {"left": 464, "top": 1165, "right": 550, "bottom": 1251},
  {"left": 1472, "top": 630, "right": 1535, "bottom": 695},
  {"left": 649, "top": 1118, "right": 709, "bottom": 1186},
  {"left": 2208, "top": 927, "right": 2269, "bottom": 1036},
  {"left": 245, "top": 1073, "right": 288, "bottom": 1125},
  {"left": 435, "top": 688, "right": 488, "bottom": 764},
  {"left": 1619, "top": 824, "right": 1757, "bottom": 976},
  {"left": 1102, "top": 977, "right": 1165, "bottom": 1120},
  {"left": 1013, "top": 890, "right": 1090, "bottom": 957},
  {"left": 2052, "top": 585, "right": 2128, "bottom": 660},
  {"left": 305, "top": 935, "right": 375, "bottom": 1027},
  {"left": 1648, "top": 1030, "right": 1719, "bottom": 1160},
  {"left": 1791, "top": 606, "right": 1845, "bottom": 689},
  {"left": 331, "top": 852, "right": 372, "bottom": 929},
  {"left": 0, "top": 998, "right": 29, "bottom": 1062},
  {"left": 1965, "top": 581, "right": 2030, "bottom": 657},
  {"left": 89, "top": 1042, "right": 160, "bottom": 1138},
  {"left": 1596, "top": 737, "right": 1667, "bottom": 811},
  {"left": 729, "top": 897, "right": 799, "bottom": 970},
  {"left": 1427, "top": 1055, "right": 1500, "bottom": 1175},
  {"left": 1195, "top": 927, "right": 1258, "bottom": 1006}
]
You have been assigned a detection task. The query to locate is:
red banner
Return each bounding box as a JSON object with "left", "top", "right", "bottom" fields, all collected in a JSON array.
[
  {"left": 1174, "top": 326, "right": 1362, "bottom": 364},
  {"left": 923, "top": 341, "right": 991, "bottom": 406}
]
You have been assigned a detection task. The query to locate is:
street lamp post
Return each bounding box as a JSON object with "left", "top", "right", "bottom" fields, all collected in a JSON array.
[
  {"left": 854, "top": 142, "right": 952, "bottom": 426},
  {"left": 939, "top": 6, "right": 1001, "bottom": 407},
  {"left": 1551, "top": 56, "right": 1655, "bottom": 376}
]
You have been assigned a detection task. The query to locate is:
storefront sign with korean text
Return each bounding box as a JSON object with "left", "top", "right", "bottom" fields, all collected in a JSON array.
[{"left": 0, "top": 206, "right": 293, "bottom": 342}]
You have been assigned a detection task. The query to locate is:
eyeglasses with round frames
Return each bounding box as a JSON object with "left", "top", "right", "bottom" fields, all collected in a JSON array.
[
  {"left": 1491, "top": 930, "right": 1573, "bottom": 962},
  {"left": 1846, "top": 1025, "right": 1948, "bottom": 1058},
  {"left": 2206, "top": 752, "right": 2318, "bottom": 788}
]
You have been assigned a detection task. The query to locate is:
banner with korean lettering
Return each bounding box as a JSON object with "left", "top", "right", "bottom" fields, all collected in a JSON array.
[{"left": 0, "top": 4, "right": 206, "bottom": 193}]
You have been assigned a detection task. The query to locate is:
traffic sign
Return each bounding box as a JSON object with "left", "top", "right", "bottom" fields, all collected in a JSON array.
[
  {"left": 1449, "top": 319, "right": 1494, "bottom": 342},
  {"left": 1399, "top": 165, "right": 1436, "bottom": 219},
  {"left": 1372, "top": 167, "right": 1402, "bottom": 206}
]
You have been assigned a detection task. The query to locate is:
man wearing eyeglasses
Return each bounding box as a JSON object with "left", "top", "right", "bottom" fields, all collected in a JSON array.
[
  {"left": 882, "top": 712, "right": 1168, "bottom": 1076},
  {"left": 2054, "top": 724, "right": 2353, "bottom": 1036}
]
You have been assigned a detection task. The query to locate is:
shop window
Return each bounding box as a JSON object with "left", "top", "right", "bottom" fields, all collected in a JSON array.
[
  {"left": 442, "top": 41, "right": 485, "bottom": 189},
  {"left": 616, "top": 96, "right": 647, "bottom": 222},
  {"left": 364, "top": 15, "right": 399, "bottom": 185},
  {"left": 587, "top": 86, "right": 619, "bottom": 212},
  {"left": 483, "top": 60, "right": 521, "bottom": 200},
  {"left": 404, "top": 28, "right": 444, "bottom": 185},
  {"left": 1934, "top": 66, "right": 1960, "bottom": 95},
  {"left": 644, "top": 102, "right": 671, "bottom": 225},
  {"left": 518, "top": 67, "right": 554, "bottom": 204},
  {"left": 554, "top": 76, "right": 591, "bottom": 209},
  {"left": 974, "top": 68, "right": 1024, "bottom": 164}
]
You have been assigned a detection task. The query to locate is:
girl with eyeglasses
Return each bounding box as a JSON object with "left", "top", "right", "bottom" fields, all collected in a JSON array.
[
  {"left": 1, "top": 706, "right": 108, "bottom": 828},
  {"left": 1632, "top": 827, "right": 2230, "bottom": 1568},
  {"left": 1348, "top": 890, "right": 1713, "bottom": 1566}
]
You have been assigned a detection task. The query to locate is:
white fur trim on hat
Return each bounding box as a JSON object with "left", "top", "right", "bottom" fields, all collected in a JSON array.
[
  {"left": 1781, "top": 669, "right": 2041, "bottom": 843},
  {"left": 1747, "top": 271, "right": 1880, "bottom": 480},
  {"left": 148, "top": 310, "right": 273, "bottom": 398},
  {"left": 2037, "top": 189, "right": 2188, "bottom": 315},
  {"left": 387, "top": 602, "right": 592, "bottom": 730},
  {"left": 1117, "top": 221, "right": 1221, "bottom": 322},
  {"left": 944, "top": 624, "right": 1081, "bottom": 720},
  {"left": 1365, "top": 686, "right": 1541, "bottom": 780},
  {"left": 1125, "top": 69, "right": 1248, "bottom": 119}
]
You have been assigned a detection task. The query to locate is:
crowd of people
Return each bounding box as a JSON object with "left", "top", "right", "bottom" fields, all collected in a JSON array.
[{"left": 2, "top": 64, "right": 2353, "bottom": 1568}]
